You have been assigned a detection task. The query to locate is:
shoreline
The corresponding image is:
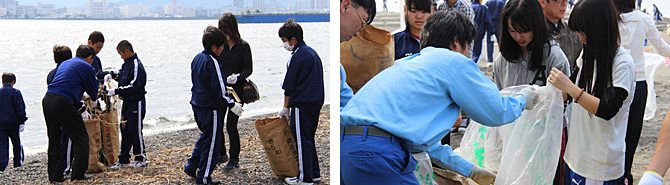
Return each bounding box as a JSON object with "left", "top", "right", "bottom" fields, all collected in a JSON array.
[{"left": 0, "top": 106, "right": 331, "bottom": 184}]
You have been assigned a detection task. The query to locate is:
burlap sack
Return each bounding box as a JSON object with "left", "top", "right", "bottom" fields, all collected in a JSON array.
[
  {"left": 101, "top": 110, "right": 120, "bottom": 165},
  {"left": 84, "top": 119, "right": 105, "bottom": 173},
  {"left": 433, "top": 167, "right": 470, "bottom": 185},
  {"left": 255, "top": 117, "right": 299, "bottom": 178},
  {"left": 340, "top": 25, "right": 395, "bottom": 93}
]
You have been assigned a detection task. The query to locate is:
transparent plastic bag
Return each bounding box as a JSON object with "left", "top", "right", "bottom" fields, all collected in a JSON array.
[
  {"left": 458, "top": 121, "right": 506, "bottom": 172},
  {"left": 412, "top": 152, "right": 438, "bottom": 185},
  {"left": 643, "top": 52, "right": 664, "bottom": 120},
  {"left": 494, "top": 85, "right": 564, "bottom": 185}
]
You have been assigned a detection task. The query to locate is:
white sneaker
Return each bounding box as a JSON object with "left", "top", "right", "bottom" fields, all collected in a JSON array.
[
  {"left": 110, "top": 163, "right": 130, "bottom": 170},
  {"left": 129, "top": 160, "right": 148, "bottom": 168},
  {"left": 285, "top": 177, "right": 315, "bottom": 185}
]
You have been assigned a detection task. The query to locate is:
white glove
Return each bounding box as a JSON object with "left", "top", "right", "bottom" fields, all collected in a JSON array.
[
  {"left": 227, "top": 73, "right": 240, "bottom": 85},
  {"left": 518, "top": 86, "right": 539, "bottom": 110},
  {"left": 83, "top": 93, "right": 90, "bottom": 100},
  {"left": 107, "top": 88, "right": 116, "bottom": 96},
  {"left": 639, "top": 171, "right": 663, "bottom": 185},
  {"left": 278, "top": 107, "right": 290, "bottom": 118},
  {"left": 104, "top": 74, "right": 113, "bottom": 82},
  {"left": 81, "top": 111, "right": 92, "bottom": 120},
  {"left": 230, "top": 103, "right": 244, "bottom": 116},
  {"left": 469, "top": 166, "right": 496, "bottom": 185},
  {"left": 19, "top": 124, "right": 25, "bottom": 133}
]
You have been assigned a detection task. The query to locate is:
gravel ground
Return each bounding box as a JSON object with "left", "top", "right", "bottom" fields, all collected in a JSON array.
[{"left": 0, "top": 106, "right": 330, "bottom": 185}]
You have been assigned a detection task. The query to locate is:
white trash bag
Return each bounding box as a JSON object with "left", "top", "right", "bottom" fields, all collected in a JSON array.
[
  {"left": 643, "top": 52, "right": 664, "bottom": 120},
  {"left": 494, "top": 84, "right": 564, "bottom": 185},
  {"left": 412, "top": 152, "right": 438, "bottom": 185},
  {"left": 458, "top": 121, "right": 506, "bottom": 172}
]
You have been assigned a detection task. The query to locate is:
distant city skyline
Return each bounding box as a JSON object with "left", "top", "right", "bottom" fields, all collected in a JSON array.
[{"left": 0, "top": 0, "right": 329, "bottom": 19}]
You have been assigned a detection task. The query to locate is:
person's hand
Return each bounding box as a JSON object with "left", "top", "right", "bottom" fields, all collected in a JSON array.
[
  {"left": 19, "top": 124, "right": 25, "bottom": 133},
  {"left": 517, "top": 86, "right": 539, "bottom": 110},
  {"left": 91, "top": 99, "right": 98, "bottom": 108},
  {"left": 639, "top": 171, "right": 663, "bottom": 185},
  {"left": 548, "top": 67, "right": 575, "bottom": 93},
  {"left": 227, "top": 73, "right": 240, "bottom": 85},
  {"left": 469, "top": 166, "right": 496, "bottom": 185},
  {"left": 104, "top": 74, "right": 113, "bottom": 82},
  {"left": 278, "top": 107, "right": 290, "bottom": 118},
  {"left": 230, "top": 103, "right": 244, "bottom": 116},
  {"left": 81, "top": 111, "right": 92, "bottom": 120}
]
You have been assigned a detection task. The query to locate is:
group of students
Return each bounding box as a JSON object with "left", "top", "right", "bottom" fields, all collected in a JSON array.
[
  {"left": 0, "top": 13, "right": 325, "bottom": 185},
  {"left": 184, "top": 15, "right": 325, "bottom": 185},
  {"left": 340, "top": 0, "right": 670, "bottom": 184},
  {"left": 42, "top": 31, "right": 149, "bottom": 182}
]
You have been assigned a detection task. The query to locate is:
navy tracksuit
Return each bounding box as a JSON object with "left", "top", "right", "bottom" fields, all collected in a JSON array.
[
  {"left": 185, "top": 50, "right": 235, "bottom": 184},
  {"left": 472, "top": 1, "right": 494, "bottom": 63},
  {"left": 110, "top": 54, "right": 148, "bottom": 164},
  {"left": 282, "top": 41, "right": 324, "bottom": 183},
  {"left": 393, "top": 29, "right": 421, "bottom": 60},
  {"left": 0, "top": 84, "right": 27, "bottom": 171}
]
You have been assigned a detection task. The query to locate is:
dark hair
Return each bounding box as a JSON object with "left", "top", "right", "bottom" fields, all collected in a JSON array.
[
  {"left": 76, "top": 45, "right": 96, "bottom": 59},
  {"left": 116, "top": 40, "right": 134, "bottom": 53},
  {"left": 219, "top": 12, "right": 242, "bottom": 44},
  {"left": 202, "top": 26, "right": 226, "bottom": 51},
  {"left": 499, "top": 0, "right": 551, "bottom": 71},
  {"left": 349, "top": 0, "right": 377, "bottom": 24},
  {"left": 404, "top": 0, "right": 434, "bottom": 29},
  {"left": 420, "top": 11, "right": 475, "bottom": 50},
  {"left": 569, "top": 0, "right": 620, "bottom": 99},
  {"left": 2, "top": 73, "right": 15, "bottom": 84},
  {"left": 613, "top": 0, "right": 635, "bottom": 14},
  {"left": 88, "top": 31, "right": 105, "bottom": 44},
  {"left": 53, "top": 45, "right": 72, "bottom": 64},
  {"left": 278, "top": 19, "right": 304, "bottom": 42}
]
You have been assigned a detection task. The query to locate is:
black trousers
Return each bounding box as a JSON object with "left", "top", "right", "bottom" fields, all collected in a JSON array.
[
  {"left": 220, "top": 104, "right": 242, "bottom": 163},
  {"left": 42, "top": 93, "right": 89, "bottom": 181},
  {"left": 624, "top": 81, "right": 648, "bottom": 184}
]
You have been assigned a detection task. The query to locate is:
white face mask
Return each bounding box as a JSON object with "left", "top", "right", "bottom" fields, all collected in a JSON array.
[{"left": 282, "top": 42, "right": 294, "bottom": 51}]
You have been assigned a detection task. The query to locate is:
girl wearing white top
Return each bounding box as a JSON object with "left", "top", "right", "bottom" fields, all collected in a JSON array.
[
  {"left": 548, "top": 0, "right": 637, "bottom": 184},
  {"left": 613, "top": 0, "right": 670, "bottom": 183}
]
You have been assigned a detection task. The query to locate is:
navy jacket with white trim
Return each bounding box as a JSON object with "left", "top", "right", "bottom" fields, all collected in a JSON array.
[
  {"left": 113, "top": 54, "right": 147, "bottom": 102},
  {"left": 190, "top": 50, "right": 235, "bottom": 110}
]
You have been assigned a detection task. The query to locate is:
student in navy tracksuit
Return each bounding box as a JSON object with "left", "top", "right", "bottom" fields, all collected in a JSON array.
[
  {"left": 184, "top": 26, "right": 243, "bottom": 185},
  {"left": 87, "top": 31, "right": 106, "bottom": 83},
  {"left": 0, "top": 73, "right": 27, "bottom": 172},
  {"left": 277, "top": 19, "right": 325, "bottom": 185},
  {"left": 393, "top": 0, "right": 435, "bottom": 60},
  {"left": 105, "top": 40, "right": 149, "bottom": 169},
  {"left": 42, "top": 45, "right": 99, "bottom": 182},
  {"left": 485, "top": 0, "right": 505, "bottom": 65},
  {"left": 47, "top": 45, "right": 76, "bottom": 176},
  {"left": 471, "top": 0, "right": 494, "bottom": 63}
]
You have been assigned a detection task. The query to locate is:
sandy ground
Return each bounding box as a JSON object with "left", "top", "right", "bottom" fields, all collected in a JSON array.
[{"left": 0, "top": 106, "right": 330, "bottom": 184}]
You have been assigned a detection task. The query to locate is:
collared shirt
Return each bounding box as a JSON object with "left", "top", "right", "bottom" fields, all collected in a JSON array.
[
  {"left": 340, "top": 64, "right": 353, "bottom": 111},
  {"left": 341, "top": 47, "right": 526, "bottom": 177},
  {"left": 438, "top": 0, "right": 475, "bottom": 23}
]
